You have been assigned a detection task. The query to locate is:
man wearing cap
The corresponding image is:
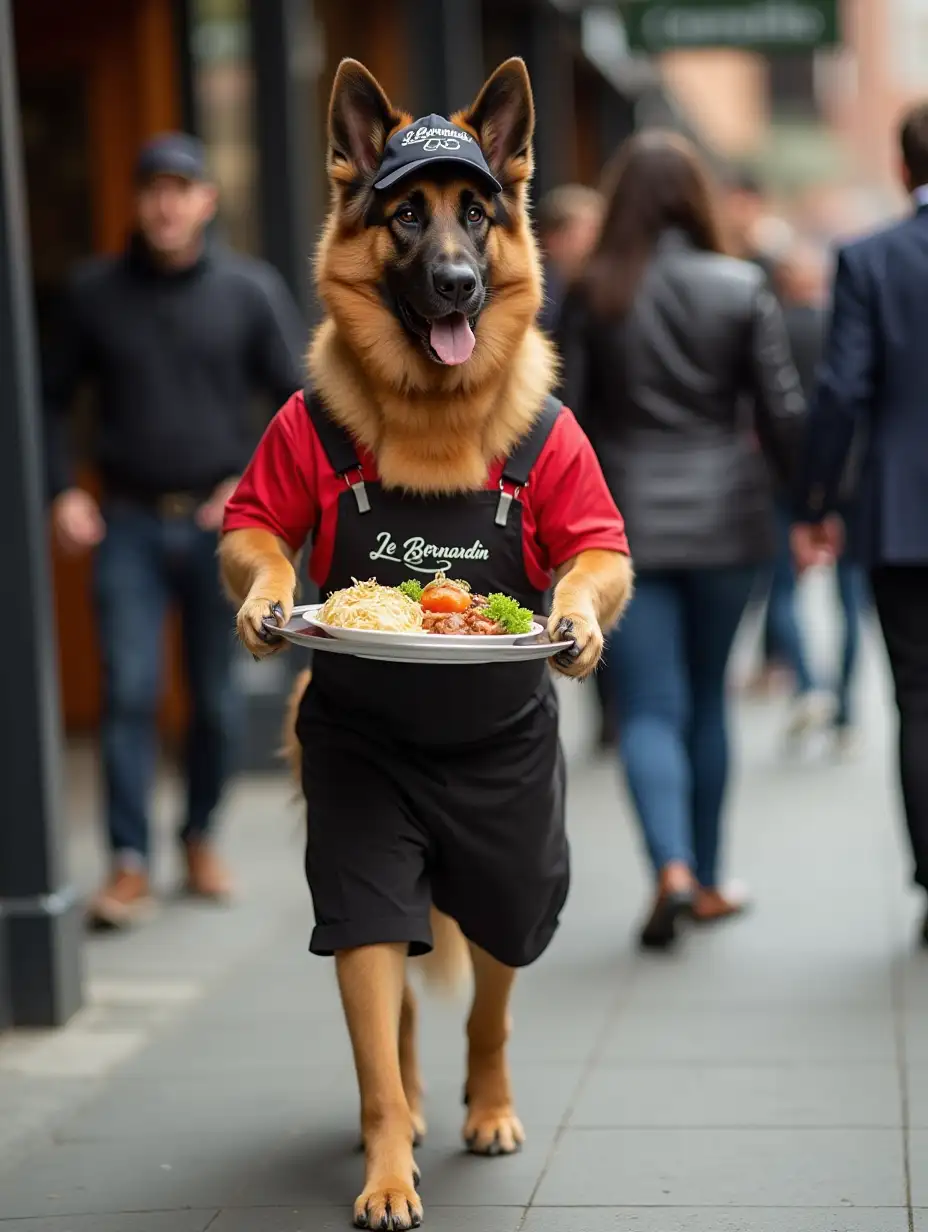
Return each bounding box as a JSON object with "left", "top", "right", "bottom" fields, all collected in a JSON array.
[{"left": 45, "top": 133, "right": 306, "bottom": 928}]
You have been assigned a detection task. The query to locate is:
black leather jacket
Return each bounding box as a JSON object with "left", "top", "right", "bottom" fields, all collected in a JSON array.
[{"left": 558, "top": 230, "right": 806, "bottom": 569}]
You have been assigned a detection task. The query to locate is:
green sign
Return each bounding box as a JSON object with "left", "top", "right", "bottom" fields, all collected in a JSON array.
[{"left": 621, "top": 1, "right": 840, "bottom": 53}]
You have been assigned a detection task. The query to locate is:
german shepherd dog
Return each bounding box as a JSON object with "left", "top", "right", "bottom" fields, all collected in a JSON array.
[{"left": 220, "top": 57, "right": 632, "bottom": 1229}]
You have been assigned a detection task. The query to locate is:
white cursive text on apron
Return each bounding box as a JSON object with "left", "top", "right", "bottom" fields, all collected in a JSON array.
[{"left": 369, "top": 530, "right": 490, "bottom": 575}]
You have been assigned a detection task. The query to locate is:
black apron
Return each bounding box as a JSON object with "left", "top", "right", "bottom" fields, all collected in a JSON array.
[
  {"left": 302, "top": 390, "right": 562, "bottom": 748},
  {"left": 295, "top": 392, "right": 571, "bottom": 967}
]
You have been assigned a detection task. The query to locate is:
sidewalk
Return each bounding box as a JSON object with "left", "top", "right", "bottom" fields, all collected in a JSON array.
[{"left": 1, "top": 577, "right": 926, "bottom": 1231}]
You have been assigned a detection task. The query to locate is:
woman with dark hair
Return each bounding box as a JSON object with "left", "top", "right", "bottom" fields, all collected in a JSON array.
[{"left": 559, "top": 132, "right": 806, "bottom": 949}]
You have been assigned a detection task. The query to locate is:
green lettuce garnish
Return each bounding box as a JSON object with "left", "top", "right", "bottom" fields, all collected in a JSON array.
[
  {"left": 397, "top": 579, "right": 423, "bottom": 602},
  {"left": 481, "top": 593, "right": 534, "bottom": 634}
]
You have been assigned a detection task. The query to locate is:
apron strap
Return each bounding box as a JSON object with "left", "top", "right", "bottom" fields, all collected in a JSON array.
[
  {"left": 303, "top": 387, "right": 371, "bottom": 515},
  {"left": 496, "top": 393, "right": 562, "bottom": 527}
]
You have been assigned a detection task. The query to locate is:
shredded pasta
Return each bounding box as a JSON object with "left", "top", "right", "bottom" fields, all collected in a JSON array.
[{"left": 318, "top": 578, "right": 424, "bottom": 633}]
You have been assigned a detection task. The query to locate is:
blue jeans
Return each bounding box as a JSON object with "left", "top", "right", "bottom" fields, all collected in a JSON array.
[
  {"left": 763, "top": 502, "right": 815, "bottom": 693},
  {"left": 609, "top": 566, "right": 757, "bottom": 888},
  {"left": 762, "top": 500, "right": 867, "bottom": 725},
  {"left": 93, "top": 503, "right": 239, "bottom": 863}
]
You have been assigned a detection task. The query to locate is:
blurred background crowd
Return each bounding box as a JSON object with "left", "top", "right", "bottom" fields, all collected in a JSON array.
[
  {"left": 13, "top": 0, "right": 918, "bottom": 768},
  {"left": 5, "top": 0, "right": 928, "bottom": 1021}
]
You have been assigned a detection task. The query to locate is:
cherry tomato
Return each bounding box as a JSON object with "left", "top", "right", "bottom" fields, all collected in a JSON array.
[{"left": 420, "top": 584, "right": 472, "bottom": 614}]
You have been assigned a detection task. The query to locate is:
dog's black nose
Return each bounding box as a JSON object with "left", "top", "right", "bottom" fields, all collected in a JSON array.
[{"left": 432, "top": 262, "right": 478, "bottom": 309}]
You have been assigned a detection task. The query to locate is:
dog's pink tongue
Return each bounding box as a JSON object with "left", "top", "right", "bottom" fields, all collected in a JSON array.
[{"left": 430, "top": 313, "right": 475, "bottom": 365}]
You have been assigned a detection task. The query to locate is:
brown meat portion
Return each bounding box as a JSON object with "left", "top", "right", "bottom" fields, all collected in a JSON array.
[{"left": 422, "top": 603, "right": 505, "bottom": 636}]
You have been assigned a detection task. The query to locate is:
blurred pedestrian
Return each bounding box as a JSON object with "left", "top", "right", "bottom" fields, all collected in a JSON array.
[
  {"left": 723, "top": 166, "right": 776, "bottom": 277},
  {"left": 560, "top": 131, "right": 805, "bottom": 949},
  {"left": 774, "top": 242, "right": 866, "bottom": 753},
  {"left": 536, "top": 184, "right": 603, "bottom": 335},
  {"left": 794, "top": 102, "right": 928, "bottom": 943},
  {"left": 44, "top": 133, "right": 306, "bottom": 929},
  {"left": 536, "top": 183, "right": 614, "bottom": 748}
]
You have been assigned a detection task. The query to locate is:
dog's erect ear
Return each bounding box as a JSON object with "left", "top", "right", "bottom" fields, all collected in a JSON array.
[
  {"left": 455, "top": 58, "right": 535, "bottom": 187},
  {"left": 328, "top": 59, "right": 400, "bottom": 180}
]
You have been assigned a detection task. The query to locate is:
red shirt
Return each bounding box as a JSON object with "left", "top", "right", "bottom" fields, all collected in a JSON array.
[{"left": 223, "top": 392, "right": 629, "bottom": 592}]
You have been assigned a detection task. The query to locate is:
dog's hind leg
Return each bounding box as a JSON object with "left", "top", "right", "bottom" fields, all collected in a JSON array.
[
  {"left": 462, "top": 945, "right": 525, "bottom": 1156},
  {"left": 399, "top": 981, "right": 427, "bottom": 1145},
  {"left": 336, "top": 943, "right": 423, "bottom": 1230}
]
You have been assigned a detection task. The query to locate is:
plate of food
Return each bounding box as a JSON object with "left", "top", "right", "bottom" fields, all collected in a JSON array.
[
  {"left": 303, "top": 575, "right": 544, "bottom": 647},
  {"left": 260, "top": 574, "right": 578, "bottom": 666}
]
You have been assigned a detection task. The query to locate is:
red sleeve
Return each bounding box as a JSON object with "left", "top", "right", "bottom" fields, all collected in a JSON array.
[
  {"left": 530, "top": 408, "right": 629, "bottom": 570},
  {"left": 222, "top": 393, "right": 318, "bottom": 553}
]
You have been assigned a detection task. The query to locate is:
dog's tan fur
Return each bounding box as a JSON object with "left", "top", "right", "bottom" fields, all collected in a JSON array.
[{"left": 220, "top": 56, "right": 632, "bottom": 1230}]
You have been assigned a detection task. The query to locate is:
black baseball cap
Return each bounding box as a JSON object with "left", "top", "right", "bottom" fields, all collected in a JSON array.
[
  {"left": 135, "top": 133, "right": 207, "bottom": 184},
  {"left": 373, "top": 114, "right": 502, "bottom": 196}
]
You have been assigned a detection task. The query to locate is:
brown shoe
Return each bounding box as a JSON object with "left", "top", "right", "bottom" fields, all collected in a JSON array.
[
  {"left": 182, "top": 840, "right": 235, "bottom": 901},
  {"left": 692, "top": 884, "right": 751, "bottom": 923},
  {"left": 87, "top": 868, "right": 152, "bottom": 930}
]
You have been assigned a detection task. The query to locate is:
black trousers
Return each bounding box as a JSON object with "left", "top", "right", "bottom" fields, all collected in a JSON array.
[{"left": 871, "top": 566, "right": 928, "bottom": 891}]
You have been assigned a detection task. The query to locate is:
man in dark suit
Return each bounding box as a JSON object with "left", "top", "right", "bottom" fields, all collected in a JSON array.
[{"left": 794, "top": 102, "right": 928, "bottom": 941}]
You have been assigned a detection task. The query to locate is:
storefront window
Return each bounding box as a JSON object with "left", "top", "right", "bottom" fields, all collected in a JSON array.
[{"left": 189, "top": 0, "right": 259, "bottom": 253}]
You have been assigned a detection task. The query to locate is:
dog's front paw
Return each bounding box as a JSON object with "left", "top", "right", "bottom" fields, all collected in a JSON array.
[
  {"left": 547, "top": 608, "right": 603, "bottom": 679},
  {"left": 464, "top": 1107, "right": 525, "bottom": 1156},
  {"left": 354, "top": 1176, "right": 423, "bottom": 1230},
  {"left": 236, "top": 592, "right": 293, "bottom": 657}
]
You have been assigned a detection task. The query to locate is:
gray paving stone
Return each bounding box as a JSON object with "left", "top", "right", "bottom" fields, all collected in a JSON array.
[
  {"left": 533, "top": 1128, "right": 905, "bottom": 1207},
  {"left": 0, "top": 1074, "right": 96, "bottom": 1163},
  {"left": 52, "top": 1064, "right": 350, "bottom": 1143},
  {"left": 117, "top": 1008, "right": 355, "bottom": 1078},
  {"left": 599, "top": 1006, "right": 897, "bottom": 1062},
  {"left": 522, "top": 1210, "right": 909, "bottom": 1232},
  {"left": 915, "top": 1212, "right": 928, "bottom": 1231},
  {"left": 906, "top": 1131, "right": 928, "bottom": 1205},
  {"left": 903, "top": 1016, "right": 928, "bottom": 1061},
  {"left": 0, "top": 1216, "right": 216, "bottom": 1231},
  {"left": 0, "top": 1132, "right": 258, "bottom": 1218},
  {"left": 570, "top": 1062, "right": 901, "bottom": 1128},
  {"left": 209, "top": 1208, "right": 522, "bottom": 1231},
  {"left": 906, "top": 1068, "right": 928, "bottom": 1126},
  {"left": 620, "top": 948, "right": 895, "bottom": 1008}
]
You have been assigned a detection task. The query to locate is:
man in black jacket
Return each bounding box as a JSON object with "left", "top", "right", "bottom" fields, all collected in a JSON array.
[{"left": 46, "top": 133, "right": 305, "bottom": 928}]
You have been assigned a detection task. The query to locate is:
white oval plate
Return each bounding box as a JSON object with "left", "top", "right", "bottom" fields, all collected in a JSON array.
[
  {"left": 266, "top": 608, "right": 575, "bottom": 665},
  {"left": 301, "top": 603, "right": 544, "bottom": 649}
]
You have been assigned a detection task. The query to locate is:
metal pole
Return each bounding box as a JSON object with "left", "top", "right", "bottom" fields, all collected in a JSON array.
[
  {"left": 238, "top": 0, "right": 322, "bottom": 772},
  {"left": 173, "top": 0, "right": 201, "bottom": 136},
  {"left": 407, "top": 0, "right": 484, "bottom": 119},
  {"left": 525, "top": 1, "right": 573, "bottom": 204},
  {"left": 0, "top": 0, "right": 83, "bottom": 1027},
  {"left": 249, "top": 0, "right": 320, "bottom": 322}
]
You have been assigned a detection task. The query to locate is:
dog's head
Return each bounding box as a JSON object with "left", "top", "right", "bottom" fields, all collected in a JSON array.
[{"left": 317, "top": 58, "right": 542, "bottom": 389}]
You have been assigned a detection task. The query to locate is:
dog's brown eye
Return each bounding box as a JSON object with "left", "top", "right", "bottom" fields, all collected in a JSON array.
[
  {"left": 395, "top": 206, "right": 417, "bottom": 226},
  {"left": 466, "top": 204, "right": 486, "bottom": 225}
]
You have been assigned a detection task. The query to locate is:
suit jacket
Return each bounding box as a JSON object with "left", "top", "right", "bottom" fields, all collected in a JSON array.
[{"left": 796, "top": 204, "right": 928, "bottom": 565}]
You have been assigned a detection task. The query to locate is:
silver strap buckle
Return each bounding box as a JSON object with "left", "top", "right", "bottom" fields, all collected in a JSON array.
[
  {"left": 495, "top": 479, "right": 522, "bottom": 528},
  {"left": 344, "top": 468, "right": 370, "bottom": 514}
]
